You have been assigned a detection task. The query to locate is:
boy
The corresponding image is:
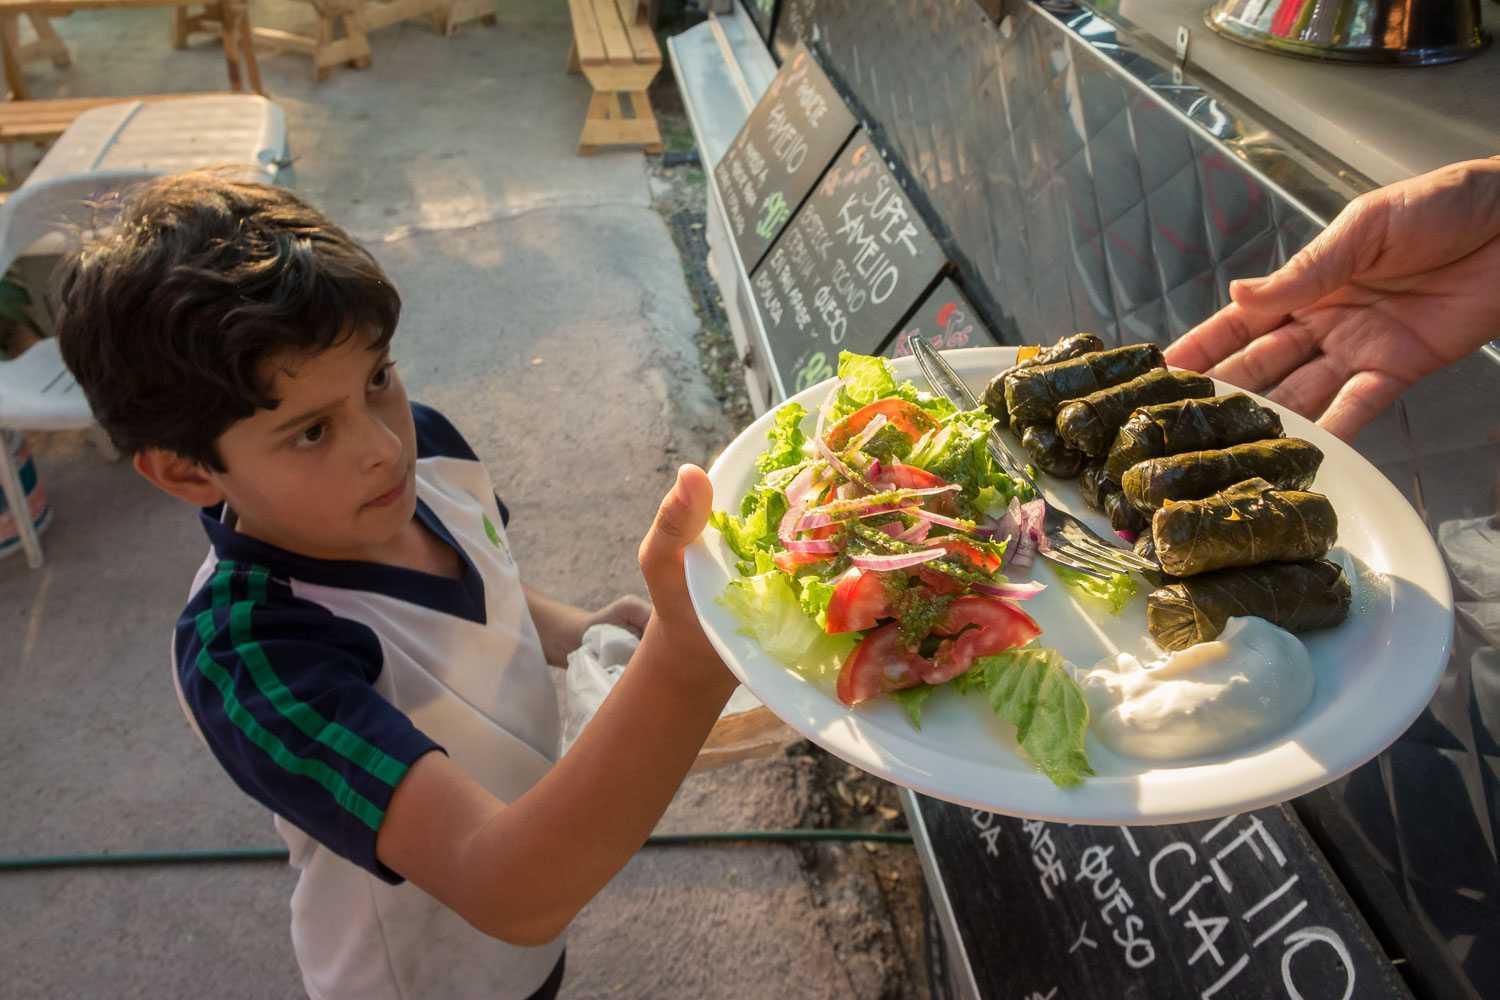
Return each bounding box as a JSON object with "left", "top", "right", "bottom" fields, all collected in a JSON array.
[{"left": 55, "top": 171, "right": 737, "bottom": 1000}]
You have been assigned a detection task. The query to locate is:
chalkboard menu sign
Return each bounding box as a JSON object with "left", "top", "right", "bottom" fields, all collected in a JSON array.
[
  {"left": 914, "top": 795, "right": 1411, "bottom": 1000},
  {"left": 714, "top": 43, "right": 856, "bottom": 275},
  {"left": 742, "top": 0, "right": 778, "bottom": 44},
  {"left": 771, "top": 0, "right": 812, "bottom": 63},
  {"left": 751, "top": 129, "right": 947, "bottom": 395},
  {"left": 882, "top": 278, "right": 999, "bottom": 359}
]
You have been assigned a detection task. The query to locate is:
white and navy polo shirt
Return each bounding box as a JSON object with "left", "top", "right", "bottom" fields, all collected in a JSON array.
[{"left": 171, "top": 404, "right": 565, "bottom": 1000}]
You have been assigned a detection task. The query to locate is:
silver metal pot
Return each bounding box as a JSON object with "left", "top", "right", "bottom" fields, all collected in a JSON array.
[{"left": 1205, "top": 0, "right": 1492, "bottom": 64}]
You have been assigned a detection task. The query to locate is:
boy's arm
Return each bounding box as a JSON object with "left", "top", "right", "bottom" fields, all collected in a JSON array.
[
  {"left": 376, "top": 466, "right": 735, "bottom": 945},
  {"left": 523, "top": 586, "right": 651, "bottom": 666}
]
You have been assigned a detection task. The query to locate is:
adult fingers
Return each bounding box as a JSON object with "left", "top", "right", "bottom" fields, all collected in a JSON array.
[
  {"left": 1264, "top": 355, "right": 1347, "bottom": 424},
  {"left": 1230, "top": 193, "right": 1383, "bottom": 316},
  {"left": 1316, "top": 370, "right": 1412, "bottom": 443},
  {"left": 1207, "top": 315, "right": 1323, "bottom": 392},
  {"left": 1164, "top": 301, "right": 1284, "bottom": 373}
]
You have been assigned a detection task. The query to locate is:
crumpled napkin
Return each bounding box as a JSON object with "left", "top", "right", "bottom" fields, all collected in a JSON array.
[{"left": 559, "top": 623, "right": 763, "bottom": 757}]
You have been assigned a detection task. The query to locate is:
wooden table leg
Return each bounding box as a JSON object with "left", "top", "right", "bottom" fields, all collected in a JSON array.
[
  {"left": 235, "top": 2, "right": 264, "bottom": 94},
  {"left": 0, "top": 14, "right": 27, "bottom": 101},
  {"left": 26, "top": 14, "right": 70, "bottom": 67},
  {"left": 218, "top": 3, "right": 243, "bottom": 90}
]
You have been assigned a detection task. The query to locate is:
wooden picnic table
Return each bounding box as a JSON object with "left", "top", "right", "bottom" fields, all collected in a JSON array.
[{"left": 0, "top": 0, "right": 263, "bottom": 100}]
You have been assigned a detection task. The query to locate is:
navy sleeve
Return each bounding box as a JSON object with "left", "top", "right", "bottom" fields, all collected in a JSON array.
[
  {"left": 411, "top": 402, "right": 509, "bottom": 526},
  {"left": 175, "top": 563, "right": 442, "bottom": 883}
]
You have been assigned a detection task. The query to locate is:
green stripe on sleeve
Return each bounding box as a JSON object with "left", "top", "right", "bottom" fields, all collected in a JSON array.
[
  {"left": 228, "top": 600, "right": 409, "bottom": 787},
  {"left": 190, "top": 563, "right": 412, "bottom": 833},
  {"left": 190, "top": 629, "right": 386, "bottom": 831}
]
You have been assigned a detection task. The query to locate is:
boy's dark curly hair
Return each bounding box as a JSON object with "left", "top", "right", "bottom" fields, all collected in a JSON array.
[{"left": 54, "top": 170, "right": 401, "bottom": 471}]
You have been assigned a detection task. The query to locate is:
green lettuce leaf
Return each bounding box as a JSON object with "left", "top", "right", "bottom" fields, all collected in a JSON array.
[
  {"left": 719, "top": 568, "right": 858, "bottom": 679},
  {"left": 973, "top": 646, "right": 1093, "bottom": 788},
  {"left": 906, "top": 409, "right": 1034, "bottom": 515},
  {"left": 829, "top": 352, "right": 955, "bottom": 423},
  {"left": 708, "top": 487, "right": 787, "bottom": 571},
  {"left": 890, "top": 685, "right": 936, "bottom": 730},
  {"left": 755, "top": 402, "right": 808, "bottom": 474},
  {"left": 1050, "top": 563, "right": 1138, "bottom": 615},
  {"left": 797, "top": 575, "right": 839, "bottom": 631}
]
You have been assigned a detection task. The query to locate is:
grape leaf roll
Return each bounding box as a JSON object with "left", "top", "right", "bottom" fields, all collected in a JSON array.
[
  {"left": 1019, "top": 422, "right": 1087, "bottom": 478},
  {"left": 1105, "top": 393, "right": 1284, "bottom": 482},
  {"left": 1147, "top": 559, "right": 1352, "bottom": 650},
  {"left": 982, "top": 333, "right": 1104, "bottom": 429},
  {"left": 1004, "top": 344, "right": 1165, "bottom": 425},
  {"left": 1121, "top": 438, "right": 1324, "bottom": 514},
  {"left": 1055, "top": 369, "right": 1215, "bottom": 456},
  {"left": 1151, "top": 477, "right": 1338, "bottom": 577}
]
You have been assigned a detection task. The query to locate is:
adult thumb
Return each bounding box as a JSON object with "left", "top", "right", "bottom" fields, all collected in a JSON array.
[{"left": 638, "top": 464, "right": 713, "bottom": 580}]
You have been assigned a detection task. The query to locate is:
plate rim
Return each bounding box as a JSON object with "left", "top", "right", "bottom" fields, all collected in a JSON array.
[{"left": 685, "top": 346, "right": 1455, "bottom": 824}]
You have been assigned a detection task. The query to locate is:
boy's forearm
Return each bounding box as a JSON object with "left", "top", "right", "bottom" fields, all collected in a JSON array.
[
  {"left": 460, "top": 615, "right": 735, "bottom": 942},
  {"left": 523, "top": 585, "right": 588, "bottom": 666}
]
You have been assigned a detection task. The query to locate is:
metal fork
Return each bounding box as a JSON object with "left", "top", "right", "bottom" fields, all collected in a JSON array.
[{"left": 909, "top": 339, "right": 1157, "bottom": 580}]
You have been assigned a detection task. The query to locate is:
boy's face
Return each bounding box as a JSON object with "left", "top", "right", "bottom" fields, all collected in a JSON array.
[{"left": 208, "top": 335, "right": 418, "bottom": 562}]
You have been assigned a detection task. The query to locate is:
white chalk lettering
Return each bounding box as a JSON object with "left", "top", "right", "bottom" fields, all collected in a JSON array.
[
  {"left": 1282, "top": 927, "right": 1355, "bottom": 1000},
  {"left": 1200, "top": 954, "right": 1250, "bottom": 999},
  {"left": 1114, "top": 915, "right": 1156, "bottom": 969},
  {"left": 1205, "top": 815, "right": 1286, "bottom": 893},
  {"left": 1069, "top": 921, "right": 1098, "bottom": 954},
  {"left": 764, "top": 104, "right": 808, "bottom": 174},
  {"left": 1148, "top": 841, "right": 1197, "bottom": 901},
  {"left": 1182, "top": 910, "right": 1230, "bottom": 967}
]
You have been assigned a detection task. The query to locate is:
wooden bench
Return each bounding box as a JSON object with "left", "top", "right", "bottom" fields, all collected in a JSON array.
[
  {"left": 0, "top": 92, "right": 221, "bottom": 143},
  {"left": 565, "top": 0, "right": 662, "bottom": 155}
]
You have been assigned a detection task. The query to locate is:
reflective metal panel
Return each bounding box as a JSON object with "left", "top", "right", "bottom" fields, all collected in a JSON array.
[{"left": 769, "top": 1, "right": 1500, "bottom": 995}]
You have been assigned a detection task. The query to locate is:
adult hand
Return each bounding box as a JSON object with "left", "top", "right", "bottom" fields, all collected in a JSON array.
[{"left": 1165, "top": 157, "right": 1500, "bottom": 440}]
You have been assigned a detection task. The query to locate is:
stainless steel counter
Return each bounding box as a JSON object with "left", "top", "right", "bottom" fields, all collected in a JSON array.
[
  {"left": 672, "top": 3, "right": 1500, "bottom": 995},
  {"left": 1113, "top": 0, "right": 1498, "bottom": 188}
]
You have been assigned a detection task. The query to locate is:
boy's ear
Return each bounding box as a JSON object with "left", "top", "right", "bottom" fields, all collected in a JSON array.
[{"left": 133, "top": 448, "right": 225, "bottom": 507}]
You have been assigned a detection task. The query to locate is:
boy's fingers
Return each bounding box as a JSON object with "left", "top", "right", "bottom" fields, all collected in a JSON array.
[{"left": 639, "top": 465, "right": 713, "bottom": 573}]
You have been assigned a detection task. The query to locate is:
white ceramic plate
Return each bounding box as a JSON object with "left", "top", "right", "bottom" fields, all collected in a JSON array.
[{"left": 685, "top": 348, "right": 1453, "bottom": 825}]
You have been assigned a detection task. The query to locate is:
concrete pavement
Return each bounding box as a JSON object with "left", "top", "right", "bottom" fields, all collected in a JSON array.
[{"left": 0, "top": 5, "right": 914, "bottom": 997}]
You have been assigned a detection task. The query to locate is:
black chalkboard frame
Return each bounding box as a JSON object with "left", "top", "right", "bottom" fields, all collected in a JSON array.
[{"left": 905, "top": 789, "right": 1415, "bottom": 1000}]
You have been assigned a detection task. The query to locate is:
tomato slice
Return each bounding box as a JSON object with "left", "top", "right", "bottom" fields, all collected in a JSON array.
[
  {"left": 825, "top": 398, "right": 939, "bottom": 451},
  {"left": 825, "top": 568, "right": 894, "bottom": 634},
  {"left": 933, "top": 538, "right": 1002, "bottom": 574},
  {"left": 773, "top": 549, "right": 830, "bottom": 573},
  {"left": 922, "top": 595, "right": 1042, "bottom": 684},
  {"left": 914, "top": 566, "right": 965, "bottom": 595},
  {"left": 836, "top": 623, "right": 931, "bottom": 706},
  {"left": 871, "top": 462, "right": 958, "bottom": 516}
]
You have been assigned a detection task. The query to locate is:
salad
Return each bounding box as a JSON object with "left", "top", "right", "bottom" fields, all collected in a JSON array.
[{"left": 710, "top": 352, "right": 1100, "bottom": 787}]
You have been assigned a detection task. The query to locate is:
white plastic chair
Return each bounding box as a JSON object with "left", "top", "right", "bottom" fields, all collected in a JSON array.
[
  {"left": 0, "top": 94, "right": 289, "bottom": 569},
  {"left": 0, "top": 336, "right": 114, "bottom": 567}
]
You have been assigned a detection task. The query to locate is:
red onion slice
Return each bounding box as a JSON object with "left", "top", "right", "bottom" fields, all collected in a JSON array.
[
  {"left": 971, "top": 580, "right": 1047, "bottom": 601},
  {"left": 1010, "top": 498, "right": 1047, "bottom": 569},
  {"left": 846, "top": 413, "right": 889, "bottom": 454},
  {"left": 785, "top": 538, "right": 840, "bottom": 556},
  {"left": 798, "top": 502, "right": 919, "bottom": 532},
  {"left": 1115, "top": 529, "right": 1138, "bottom": 544},
  {"left": 895, "top": 519, "right": 932, "bottom": 543},
  {"left": 803, "top": 484, "right": 958, "bottom": 519},
  {"left": 849, "top": 548, "right": 946, "bottom": 571},
  {"left": 778, "top": 464, "right": 826, "bottom": 544},
  {"left": 814, "top": 434, "right": 865, "bottom": 486},
  {"left": 909, "top": 508, "right": 979, "bottom": 534}
]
